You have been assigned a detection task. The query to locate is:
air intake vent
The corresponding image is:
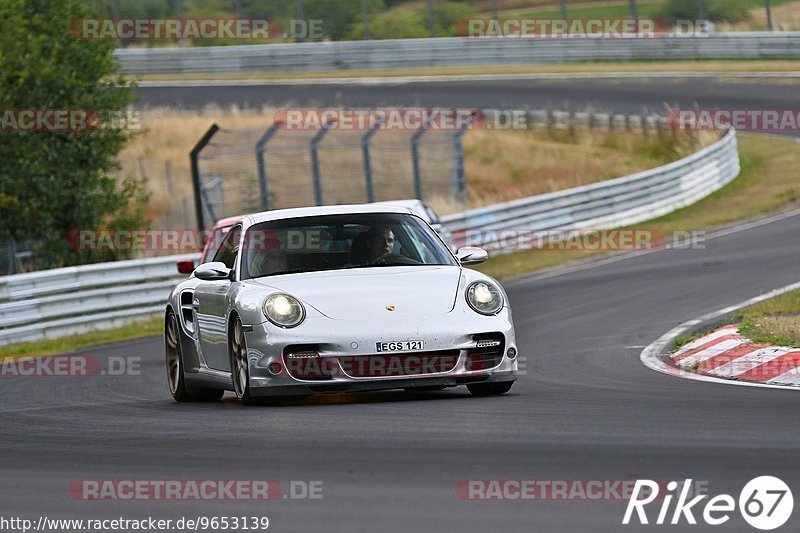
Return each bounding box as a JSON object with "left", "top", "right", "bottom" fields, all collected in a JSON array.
[{"left": 466, "top": 333, "right": 505, "bottom": 371}]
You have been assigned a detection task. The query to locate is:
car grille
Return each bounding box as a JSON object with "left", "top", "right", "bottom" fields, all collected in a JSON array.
[{"left": 338, "top": 350, "right": 460, "bottom": 378}]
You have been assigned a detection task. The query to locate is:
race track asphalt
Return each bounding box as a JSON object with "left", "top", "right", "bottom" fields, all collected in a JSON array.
[{"left": 135, "top": 76, "right": 800, "bottom": 118}]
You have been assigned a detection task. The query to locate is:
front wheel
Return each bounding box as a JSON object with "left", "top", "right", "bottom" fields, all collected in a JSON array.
[
  {"left": 467, "top": 381, "right": 513, "bottom": 396},
  {"left": 230, "top": 317, "right": 255, "bottom": 405},
  {"left": 166, "top": 311, "right": 223, "bottom": 402}
]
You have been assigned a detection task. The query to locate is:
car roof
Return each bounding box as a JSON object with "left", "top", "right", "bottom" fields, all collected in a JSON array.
[{"left": 243, "top": 203, "right": 415, "bottom": 225}]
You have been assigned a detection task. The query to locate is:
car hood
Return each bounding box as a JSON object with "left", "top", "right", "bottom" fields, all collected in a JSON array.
[{"left": 247, "top": 266, "right": 461, "bottom": 319}]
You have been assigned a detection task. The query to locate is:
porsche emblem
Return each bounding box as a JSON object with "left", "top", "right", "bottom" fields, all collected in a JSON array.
[{"left": 385, "top": 305, "right": 396, "bottom": 311}]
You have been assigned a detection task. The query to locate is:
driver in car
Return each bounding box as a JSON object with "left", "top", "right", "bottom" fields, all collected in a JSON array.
[{"left": 365, "top": 225, "right": 395, "bottom": 263}]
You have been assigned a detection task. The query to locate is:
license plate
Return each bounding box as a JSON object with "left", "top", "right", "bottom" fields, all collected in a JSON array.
[{"left": 375, "top": 340, "right": 424, "bottom": 353}]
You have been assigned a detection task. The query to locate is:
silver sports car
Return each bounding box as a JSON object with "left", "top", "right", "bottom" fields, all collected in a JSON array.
[{"left": 165, "top": 204, "right": 517, "bottom": 404}]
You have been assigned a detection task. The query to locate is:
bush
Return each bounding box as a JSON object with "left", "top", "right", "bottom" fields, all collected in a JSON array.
[
  {"left": 657, "top": 0, "right": 751, "bottom": 25},
  {"left": 347, "top": 1, "right": 473, "bottom": 40}
]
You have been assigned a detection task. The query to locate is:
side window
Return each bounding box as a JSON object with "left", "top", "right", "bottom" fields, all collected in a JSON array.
[{"left": 212, "top": 224, "right": 241, "bottom": 270}]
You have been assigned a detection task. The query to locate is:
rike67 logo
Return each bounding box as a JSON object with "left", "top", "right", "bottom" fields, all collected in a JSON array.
[{"left": 623, "top": 477, "right": 793, "bottom": 530}]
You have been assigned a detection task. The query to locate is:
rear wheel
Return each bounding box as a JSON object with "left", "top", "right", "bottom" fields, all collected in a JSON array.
[
  {"left": 467, "top": 381, "right": 513, "bottom": 396},
  {"left": 166, "top": 311, "right": 223, "bottom": 402},
  {"left": 230, "top": 317, "right": 255, "bottom": 405}
]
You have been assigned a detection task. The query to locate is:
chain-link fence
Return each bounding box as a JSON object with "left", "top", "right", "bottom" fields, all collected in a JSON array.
[{"left": 175, "top": 112, "right": 473, "bottom": 231}]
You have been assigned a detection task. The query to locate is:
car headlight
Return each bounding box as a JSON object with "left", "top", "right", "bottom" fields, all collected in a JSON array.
[
  {"left": 466, "top": 281, "right": 504, "bottom": 315},
  {"left": 263, "top": 293, "right": 305, "bottom": 328}
]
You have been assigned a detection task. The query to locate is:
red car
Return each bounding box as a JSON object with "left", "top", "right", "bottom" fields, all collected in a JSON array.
[{"left": 176, "top": 215, "right": 242, "bottom": 274}]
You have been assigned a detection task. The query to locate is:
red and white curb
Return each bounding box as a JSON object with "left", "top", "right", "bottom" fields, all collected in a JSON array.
[
  {"left": 671, "top": 326, "right": 800, "bottom": 387},
  {"left": 640, "top": 279, "right": 800, "bottom": 391}
]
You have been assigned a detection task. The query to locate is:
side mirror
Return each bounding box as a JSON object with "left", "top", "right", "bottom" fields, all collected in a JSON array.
[
  {"left": 177, "top": 260, "right": 195, "bottom": 274},
  {"left": 456, "top": 246, "right": 488, "bottom": 265},
  {"left": 194, "top": 261, "right": 231, "bottom": 281}
]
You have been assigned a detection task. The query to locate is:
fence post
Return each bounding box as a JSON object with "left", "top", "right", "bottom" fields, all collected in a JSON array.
[
  {"left": 190, "top": 123, "right": 220, "bottom": 232},
  {"left": 361, "top": 119, "right": 383, "bottom": 203},
  {"left": 182, "top": 198, "right": 190, "bottom": 229},
  {"left": 452, "top": 111, "right": 479, "bottom": 207},
  {"left": 200, "top": 176, "right": 220, "bottom": 223},
  {"left": 410, "top": 111, "right": 438, "bottom": 200},
  {"left": 310, "top": 122, "right": 334, "bottom": 206},
  {"left": 6, "top": 238, "right": 16, "bottom": 275},
  {"left": 255, "top": 121, "right": 283, "bottom": 211}
]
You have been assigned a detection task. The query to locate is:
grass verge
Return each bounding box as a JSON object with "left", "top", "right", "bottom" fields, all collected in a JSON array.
[
  {"left": 0, "top": 316, "right": 163, "bottom": 359},
  {"left": 130, "top": 59, "right": 800, "bottom": 82},
  {"left": 734, "top": 290, "right": 800, "bottom": 347}
]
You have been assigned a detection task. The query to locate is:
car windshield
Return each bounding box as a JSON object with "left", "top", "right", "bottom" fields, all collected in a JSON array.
[{"left": 241, "top": 212, "right": 456, "bottom": 279}]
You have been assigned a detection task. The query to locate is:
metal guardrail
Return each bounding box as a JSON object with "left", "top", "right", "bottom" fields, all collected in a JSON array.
[
  {"left": 0, "top": 254, "right": 198, "bottom": 345},
  {"left": 116, "top": 33, "right": 800, "bottom": 74},
  {"left": 0, "top": 130, "right": 739, "bottom": 346},
  {"left": 442, "top": 129, "right": 739, "bottom": 250}
]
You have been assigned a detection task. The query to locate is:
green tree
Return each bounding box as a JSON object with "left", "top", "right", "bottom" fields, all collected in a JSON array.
[
  {"left": 657, "top": 0, "right": 750, "bottom": 25},
  {"left": 347, "top": 1, "right": 472, "bottom": 40},
  {"left": 0, "top": 0, "right": 144, "bottom": 268}
]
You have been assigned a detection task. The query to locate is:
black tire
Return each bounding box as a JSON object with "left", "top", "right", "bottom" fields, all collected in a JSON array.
[
  {"left": 230, "top": 316, "right": 256, "bottom": 405},
  {"left": 165, "top": 311, "right": 223, "bottom": 402},
  {"left": 466, "top": 381, "right": 514, "bottom": 396}
]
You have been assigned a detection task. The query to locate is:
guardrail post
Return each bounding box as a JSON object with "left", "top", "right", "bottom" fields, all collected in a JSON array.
[
  {"left": 190, "top": 123, "right": 220, "bottom": 232},
  {"left": 310, "top": 122, "right": 334, "bottom": 206},
  {"left": 361, "top": 119, "right": 383, "bottom": 203},
  {"left": 255, "top": 121, "right": 283, "bottom": 211},
  {"left": 410, "top": 111, "right": 438, "bottom": 200}
]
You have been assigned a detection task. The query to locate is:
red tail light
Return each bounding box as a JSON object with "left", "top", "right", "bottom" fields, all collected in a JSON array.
[{"left": 177, "top": 260, "right": 195, "bottom": 274}]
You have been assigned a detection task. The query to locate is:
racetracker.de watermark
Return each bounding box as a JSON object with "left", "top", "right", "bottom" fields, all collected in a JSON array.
[
  {"left": 1, "top": 109, "right": 139, "bottom": 132},
  {"left": 456, "top": 479, "right": 708, "bottom": 501},
  {"left": 69, "top": 228, "right": 329, "bottom": 253},
  {"left": 668, "top": 109, "right": 800, "bottom": 132},
  {"left": 0, "top": 355, "right": 140, "bottom": 378},
  {"left": 455, "top": 229, "right": 706, "bottom": 252},
  {"left": 273, "top": 108, "right": 483, "bottom": 131},
  {"left": 69, "top": 480, "right": 323, "bottom": 501},
  {"left": 69, "top": 18, "right": 323, "bottom": 41},
  {"left": 457, "top": 18, "right": 667, "bottom": 39}
]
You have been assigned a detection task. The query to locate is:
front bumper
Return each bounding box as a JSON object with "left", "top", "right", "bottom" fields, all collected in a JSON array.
[{"left": 243, "top": 309, "right": 517, "bottom": 397}]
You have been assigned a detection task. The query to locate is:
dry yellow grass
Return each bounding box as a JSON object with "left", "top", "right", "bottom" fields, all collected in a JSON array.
[
  {"left": 460, "top": 127, "right": 713, "bottom": 209},
  {"left": 130, "top": 60, "right": 800, "bottom": 82},
  {"left": 718, "top": 2, "right": 800, "bottom": 31},
  {"left": 120, "top": 106, "right": 280, "bottom": 223}
]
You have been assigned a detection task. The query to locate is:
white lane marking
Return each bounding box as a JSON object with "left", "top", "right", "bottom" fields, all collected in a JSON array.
[
  {"left": 136, "top": 71, "right": 800, "bottom": 87},
  {"left": 507, "top": 208, "right": 800, "bottom": 287},
  {"left": 675, "top": 338, "right": 747, "bottom": 367},
  {"left": 674, "top": 326, "right": 739, "bottom": 354},
  {"left": 707, "top": 347, "right": 790, "bottom": 378},
  {"left": 640, "top": 280, "right": 800, "bottom": 391}
]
